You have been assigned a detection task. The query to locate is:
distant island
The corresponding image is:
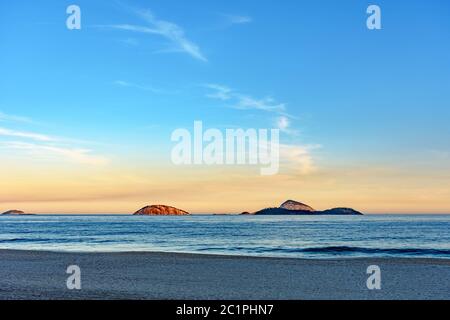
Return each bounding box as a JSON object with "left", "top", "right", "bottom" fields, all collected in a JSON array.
[
  {"left": 1, "top": 210, "right": 35, "bottom": 216},
  {"left": 133, "top": 205, "right": 189, "bottom": 216},
  {"left": 2, "top": 202, "right": 361, "bottom": 216},
  {"left": 243, "top": 200, "right": 363, "bottom": 216},
  {"left": 131, "top": 201, "right": 361, "bottom": 216}
]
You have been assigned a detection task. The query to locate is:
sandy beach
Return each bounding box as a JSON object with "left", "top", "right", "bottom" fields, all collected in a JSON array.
[{"left": 0, "top": 249, "right": 448, "bottom": 300}]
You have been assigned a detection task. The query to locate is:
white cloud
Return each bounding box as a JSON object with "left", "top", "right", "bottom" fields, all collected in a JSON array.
[
  {"left": 275, "top": 115, "right": 301, "bottom": 136},
  {"left": 205, "top": 84, "right": 286, "bottom": 113},
  {"left": 0, "top": 125, "right": 108, "bottom": 166},
  {"left": 280, "top": 144, "right": 320, "bottom": 175},
  {"left": 0, "top": 111, "right": 33, "bottom": 123},
  {"left": 256, "top": 140, "right": 319, "bottom": 175},
  {"left": 113, "top": 80, "right": 164, "bottom": 94},
  {"left": 120, "top": 37, "right": 139, "bottom": 46},
  {"left": 234, "top": 95, "right": 286, "bottom": 112},
  {"left": 106, "top": 9, "right": 207, "bottom": 62},
  {"left": 224, "top": 14, "right": 253, "bottom": 25},
  {"left": 276, "top": 116, "right": 290, "bottom": 131},
  {"left": 1, "top": 141, "right": 108, "bottom": 166},
  {"left": 0, "top": 127, "right": 57, "bottom": 142},
  {"left": 204, "top": 84, "right": 233, "bottom": 100}
]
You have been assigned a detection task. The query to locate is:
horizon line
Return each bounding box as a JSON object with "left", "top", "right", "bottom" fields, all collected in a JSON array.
[{"left": 3, "top": 212, "right": 450, "bottom": 215}]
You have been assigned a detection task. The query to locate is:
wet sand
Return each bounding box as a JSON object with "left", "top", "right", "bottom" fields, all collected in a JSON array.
[{"left": 0, "top": 249, "right": 448, "bottom": 300}]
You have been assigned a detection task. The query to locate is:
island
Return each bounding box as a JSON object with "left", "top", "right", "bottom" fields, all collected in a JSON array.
[
  {"left": 133, "top": 205, "right": 189, "bottom": 216},
  {"left": 244, "top": 200, "right": 363, "bottom": 216},
  {"left": 1, "top": 210, "right": 35, "bottom": 216}
]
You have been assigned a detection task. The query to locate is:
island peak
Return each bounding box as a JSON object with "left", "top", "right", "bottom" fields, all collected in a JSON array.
[
  {"left": 280, "top": 200, "right": 314, "bottom": 212},
  {"left": 133, "top": 205, "right": 189, "bottom": 216}
]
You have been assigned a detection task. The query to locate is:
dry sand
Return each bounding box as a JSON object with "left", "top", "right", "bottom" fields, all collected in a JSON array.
[{"left": 0, "top": 249, "right": 448, "bottom": 300}]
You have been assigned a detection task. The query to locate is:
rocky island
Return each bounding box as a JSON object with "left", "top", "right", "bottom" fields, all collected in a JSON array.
[
  {"left": 1, "top": 210, "right": 35, "bottom": 216},
  {"left": 133, "top": 205, "right": 189, "bottom": 216},
  {"left": 245, "top": 200, "right": 363, "bottom": 216}
]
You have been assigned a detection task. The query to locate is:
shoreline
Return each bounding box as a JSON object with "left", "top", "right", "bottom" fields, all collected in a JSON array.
[
  {"left": 1, "top": 249, "right": 449, "bottom": 300},
  {"left": 1, "top": 248, "right": 450, "bottom": 262}
]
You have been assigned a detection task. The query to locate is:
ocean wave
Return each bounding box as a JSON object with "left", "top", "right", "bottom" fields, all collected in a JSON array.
[
  {"left": 0, "top": 238, "right": 116, "bottom": 244},
  {"left": 196, "top": 245, "right": 450, "bottom": 257},
  {"left": 0, "top": 238, "right": 53, "bottom": 243},
  {"left": 295, "top": 246, "right": 450, "bottom": 256}
]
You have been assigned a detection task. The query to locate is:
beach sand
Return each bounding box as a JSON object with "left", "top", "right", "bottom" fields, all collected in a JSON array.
[{"left": 0, "top": 249, "right": 448, "bottom": 300}]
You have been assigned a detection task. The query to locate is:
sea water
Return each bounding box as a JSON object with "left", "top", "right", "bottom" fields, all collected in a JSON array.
[{"left": 0, "top": 214, "right": 449, "bottom": 259}]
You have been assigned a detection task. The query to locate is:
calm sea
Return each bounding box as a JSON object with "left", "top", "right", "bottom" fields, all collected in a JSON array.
[{"left": 0, "top": 214, "right": 449, "bottom": 259}]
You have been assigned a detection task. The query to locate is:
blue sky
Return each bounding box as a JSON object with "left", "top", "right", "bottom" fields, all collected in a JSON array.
[{"left": 1, "top": 0, "right": 450, "bottom": 213}]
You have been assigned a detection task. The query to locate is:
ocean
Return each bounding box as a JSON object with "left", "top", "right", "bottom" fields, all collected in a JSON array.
[{"left": 0, "top": 214, "right": 449, "bottom": 259}]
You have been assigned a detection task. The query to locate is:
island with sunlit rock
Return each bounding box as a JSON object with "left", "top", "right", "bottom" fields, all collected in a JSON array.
[
  {"left": 133, "top": 205, "right": 189, "bottom": 216},
  {"left": 132, "top": 200, "right": 362, "bottom": 216},
  {"left": 1, "top": 210, "right": 35, "bottom": 216},
  {"left": 242, "top": 200, "right": 363, "bottom": 216}
]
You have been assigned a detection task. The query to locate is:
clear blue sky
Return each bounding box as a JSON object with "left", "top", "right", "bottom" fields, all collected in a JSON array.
[{"left": 1, "top": 0, "right": 450, "bottom": 213}]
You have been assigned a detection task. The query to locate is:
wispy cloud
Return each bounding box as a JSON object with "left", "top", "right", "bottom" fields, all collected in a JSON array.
[
  {"left": 113, "top": 80, "right": 166, "bottom": 94},
  {"left": 223, "top": 14, "right": 253, "bottom": 25},
  {"left": 204, "top": 84, "right": 233, "bottom": 101},
  {"left": 204, "top": 84, "right": 287, "bottom": 113},
  {"left": 1, "top": 141, "right": 108, "bottom": 166},
  {"left": 0, "top": 125, "right": 108, "bottom": 166},
  {"left": 276, "top": 116, "right": 290, "bottom": 131},
  {"left": 275, "top": 116, "right": 300, "bottom": 136},
  {"left": 280, "top": 144, "right": 320, "bottom": 175},
  {"left": 205, "top": 84, "right": 303, "bottom": 137},
  {"left": 235, "top": 96, "right": 286, "bottom": 113},
  {"left": 256, "top": 140, "right": 319, "bottom": 175},
  {"left": 104, "top": 9, "right": 207, "bottom": 62},
  {"left": 119, "top": 37, "right": 139, "bottom": 47},
  {"left": 0, "top": 111, "right": 33, "bottom": 124},
  {"left": 199, "top": 83, "right": 319, "bottom": 175},
  {"left": 0, "top": 127, "right": 57, "bottom": 142}
]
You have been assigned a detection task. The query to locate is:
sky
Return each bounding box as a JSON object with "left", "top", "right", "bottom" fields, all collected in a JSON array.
[{"left": 1, "top": 0, "right": 450, "bottom": 214}]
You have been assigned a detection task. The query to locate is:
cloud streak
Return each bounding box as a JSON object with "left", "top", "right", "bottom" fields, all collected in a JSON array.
[
  {"left": 105, "top": 9, "right": 207, "bottom": 62},
  {"left": 280, "top": 144, "right": 320, "bottom": 175},
  {"left": 114, "top": 80, "right": 164, "bottom": 94},
  {"left": 1, "top": 141, "right": 109, "bottom": 166},
  {"left": 223, "top": 14, "right": 253, "bottom": 25},
  {"left": 276, "top": 116, "right": 290, "bottom": 131},
  {"left": 0, "top": 127, "right": 57, "bottom": 142},
  {"left": 0, "top": 125, "right": 108, "bottom": 166},
  {"left": 0, "top": 111, "right": 33, "bottom": 123},
  {"left": 204, "top": 84, "right": 287, "bottom": 113}
]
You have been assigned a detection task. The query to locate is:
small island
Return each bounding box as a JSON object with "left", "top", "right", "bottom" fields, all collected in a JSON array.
[
  {"left": 1, "top": 210, "right": 35, "bottom": 216},
  {"left": 244, "top": 200, "right": 363, "bottom": 216},
  {"left": 133, "top": 205, "right": 189, "bottom": 216}
]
